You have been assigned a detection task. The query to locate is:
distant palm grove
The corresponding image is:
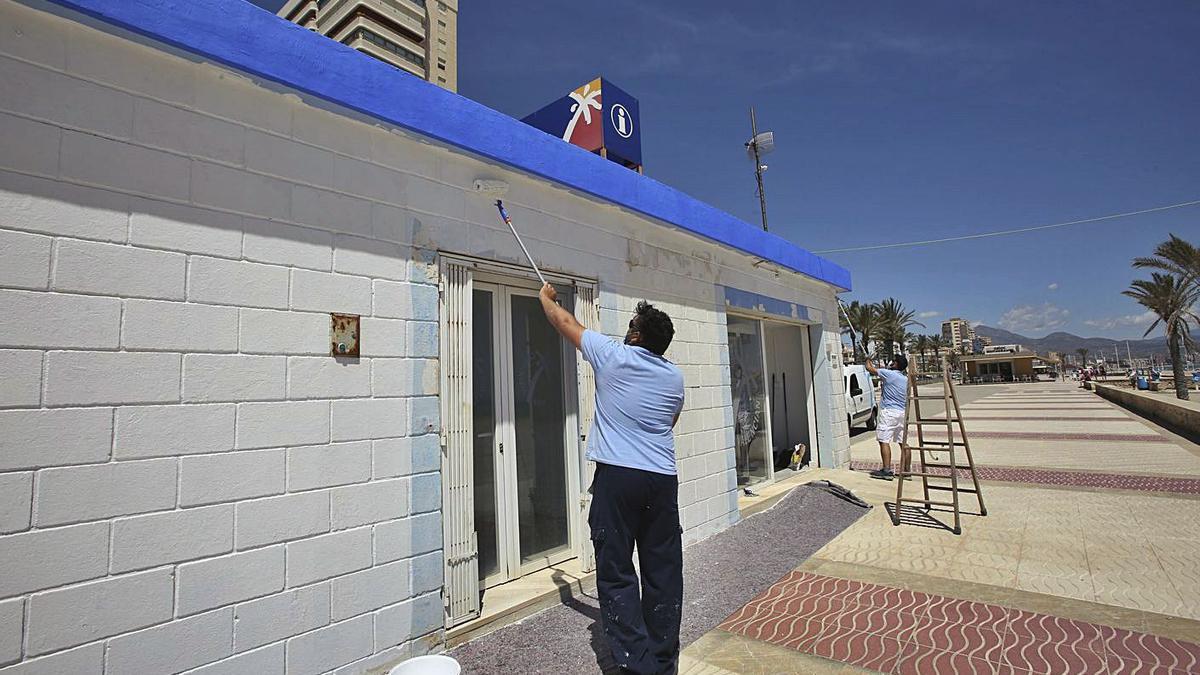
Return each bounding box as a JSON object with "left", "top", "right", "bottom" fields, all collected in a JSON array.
[{"left": 839, "top": 298, "right": 947, "bottom": 372}]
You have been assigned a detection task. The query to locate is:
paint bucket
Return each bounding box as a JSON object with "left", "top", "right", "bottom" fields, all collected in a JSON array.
[
  {"left": 1136, "top": 376, "right": 1149, "bottom": 390},
  {"left": 387, "top": 655, "right": 461, "bottom": 675}
]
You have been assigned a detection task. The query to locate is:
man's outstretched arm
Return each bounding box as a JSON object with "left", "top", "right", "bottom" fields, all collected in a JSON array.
[
  {"left": 863, "top": 356, "right": 879, "bottom": 376},
  {"left": 539, "top": 283, "right": 585, "bottom": 350}
]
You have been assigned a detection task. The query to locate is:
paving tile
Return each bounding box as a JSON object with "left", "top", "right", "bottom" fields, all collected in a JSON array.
[
  {"left": 850, "top": 585, "right": 933, "bottom": 615},
  {"left": 803, "top": 630, "right": 903, "bottom": 673},
  {"left": 1005, "top": 609, "right": 1105, "bottom": 654},
  {"left": 1104, "top": 653, "right": 1187, "bottom": 675},
  {"left": 908, "top": 619, "right": 1006, "bottom": 663},
  {"left": 922, "top": 597, "right": 1009, "bottom": 632},
  {"left": 1001, "top": 630, "right": 1109, "bottom": 674},
  {"left": 1013, "top": 572, "right": 1096, "bottom": 603},
  {"left": 893, "top": 642, "right": 999, "bottom": 675},
  {"left": 821, "top": 605, "right": 925, "bottom": 643},
  {"left": 1101, "top": 626, "right": 1200, "bottom": 673}
]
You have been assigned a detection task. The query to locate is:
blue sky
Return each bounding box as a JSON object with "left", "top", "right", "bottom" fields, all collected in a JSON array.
[{"left": 250, "top": 0, "right": 1198, "bottom": 339}]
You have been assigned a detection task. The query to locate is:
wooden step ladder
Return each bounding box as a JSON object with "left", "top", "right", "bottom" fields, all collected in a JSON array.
[{"left": 891, "top": 358, "right": 987, "bottom": 534}]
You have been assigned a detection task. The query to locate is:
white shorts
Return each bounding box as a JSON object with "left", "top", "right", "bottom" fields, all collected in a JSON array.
[{"left": 876, "top": 407, "right": 907, "bottom": 444}]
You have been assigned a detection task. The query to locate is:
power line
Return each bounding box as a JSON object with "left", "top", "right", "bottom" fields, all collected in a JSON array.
[{"left": 814, "top": 199, "right": 1200, "bottom": 254}]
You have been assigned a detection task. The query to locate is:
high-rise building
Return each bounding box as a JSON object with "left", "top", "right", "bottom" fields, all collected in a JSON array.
[
  {"left": 941, "top": 317, "right": 976, "bottom": 353},
  {"left": 278, "top": 0, "right": 458, "bottom": 92}
]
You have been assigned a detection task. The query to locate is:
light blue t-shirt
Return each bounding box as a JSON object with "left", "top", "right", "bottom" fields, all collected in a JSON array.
[
  {"left": 877, "top": 368, "right": 908, "bottom": 411},
  {"left": 581, "top": 329, "right": 685, "bottom": 475}
]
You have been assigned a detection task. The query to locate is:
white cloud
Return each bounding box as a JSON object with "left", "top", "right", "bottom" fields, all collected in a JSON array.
[
  {"left": 1083, "top": 310, "right": 1157, "bottom": 331},
  {"left": 997, "top": 304, "right": 1070, "bottom": 333},
  {"left": 918, "top": 311, "right": 940, "bottom": 319},
  {"left": 1047, "top": 283, "right": 1059, "bottom": 291}
]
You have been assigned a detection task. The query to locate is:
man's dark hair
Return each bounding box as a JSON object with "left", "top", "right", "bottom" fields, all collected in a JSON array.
[
  {"left": 892, "top": 354, "right": 909, "bottom": 372},
  {"left": 633, "top": 301, "right": 674, "bottom": 356}
]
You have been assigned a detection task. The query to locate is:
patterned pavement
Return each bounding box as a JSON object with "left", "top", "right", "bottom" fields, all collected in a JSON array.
[
  {"left": 849, "top": 461, "right": 1200, "bottom": 495},
  {"left": 718, "top": 571, "right": 1200, "bottom": 674},
  {"left": 681, "top": 383, "right": 1200, "bottom": 674}
]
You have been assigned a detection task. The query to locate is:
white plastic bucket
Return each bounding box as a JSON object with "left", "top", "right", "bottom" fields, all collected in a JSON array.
[{"left": 387, "top": 655, "right": 461, "bottom": 675}]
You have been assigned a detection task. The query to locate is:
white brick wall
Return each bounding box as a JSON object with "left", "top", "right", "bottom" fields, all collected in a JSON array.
[
  {"left": 25, "top": 568, "right": 174, "bottom": 656},
  {"left": 176, "top": 546, "right": 285, "bottom": 616},
  {"left": 105, "top": 609, "right": 233, "bottom": 675},
  {"left": 0, "top": 1, "right": 847, "bottom": 672}
]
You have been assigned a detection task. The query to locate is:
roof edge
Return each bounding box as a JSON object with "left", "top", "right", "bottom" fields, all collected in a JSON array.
[{"left": 37, "top": 0, "right": 851, "bottom": 291}]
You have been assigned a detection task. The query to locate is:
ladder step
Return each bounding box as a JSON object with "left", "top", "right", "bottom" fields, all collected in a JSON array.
[
  {"left": 926, "top": 485, "right": 980, "bottom": 494},
  {"left": 898, "top": 498, "right": 958, "bottom": 507},
  {"left": 915, "top": 418, "right": 960, "bottom": 424},
  {"left": 918, "top": 440, "right": 967, "bottom": 447},
  {"left": 897, "top": 472, "right": 947, "bottom": 479},
  {"left": 919, "top": 463, "right": 960, "bottom": 470},
  {"left": 912, "top": 396, "right": 947, "bottom": 400}
]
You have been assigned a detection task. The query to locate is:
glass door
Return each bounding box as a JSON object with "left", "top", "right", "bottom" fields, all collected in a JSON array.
[
  {"left": 472, "top": 287, "right": 503, "bottom": 585},
  {"left": 504, "top": 289, "right": 573, "bottom": 572},
  {"left": 727, "top": 315, "right": 773, "bottom": 486},
  {"left": 473, "top": 282, "right": 577, "bottom": 587}
]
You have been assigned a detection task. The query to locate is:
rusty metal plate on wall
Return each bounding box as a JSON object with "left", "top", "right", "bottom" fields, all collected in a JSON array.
[{"left": 330, "top": 314, "right": 360, "bottom": 357}]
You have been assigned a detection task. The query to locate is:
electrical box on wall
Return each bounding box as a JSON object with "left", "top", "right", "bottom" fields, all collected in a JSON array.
[{"left": 331, "top": 314, "right": 360, "bottom": 357}]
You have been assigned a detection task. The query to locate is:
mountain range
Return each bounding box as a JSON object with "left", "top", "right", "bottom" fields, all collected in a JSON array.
[{"left": 971, "top": 325, "right": 1197, "bottom": 359}]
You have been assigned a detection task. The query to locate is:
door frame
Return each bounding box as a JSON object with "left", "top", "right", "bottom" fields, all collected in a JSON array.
[
  {"left": 726, "top": 309, "right": 821, "bottom": 486},
  {"left": 446, "top": 256, "right": 589, "bottom": 591}
]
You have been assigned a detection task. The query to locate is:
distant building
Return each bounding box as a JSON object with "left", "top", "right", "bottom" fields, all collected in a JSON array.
[
  {"left": 942, "top": 317, "right": 975, "bottom": 353},
  {"left": 983, "top": 343, "right": 1023, "bottom": 355},
  {"left": 961, "top": 351, "right": 1043, "bottom": 382},
  {"left": 277, "top": 0, "right": 458, "bottom": 91}
]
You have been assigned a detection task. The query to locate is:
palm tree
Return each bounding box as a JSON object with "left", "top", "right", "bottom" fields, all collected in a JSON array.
[
  {"left": 848, "top": 302, "right": 882, "bottom": 359},
  {"left": 1123, "top": 273, "right": 1200, "bottom": 400},
  {"left": 1076, "top": 348, "right": 1089, "bottom": 368},
  {"left": 839, "top": 300, "right": 862, "bottom": 359},
  {"left": 876, "top": 298, "right": 924, "bottom": 359},
  {"left": 929, "top": 334, "right": 946, "bottom": 371},
  {"left": 1134, "top": 234, "right": 1200, "bottom": 287},
  {"left": 909, "top": 334, "right": 930, "bottom": 372}
]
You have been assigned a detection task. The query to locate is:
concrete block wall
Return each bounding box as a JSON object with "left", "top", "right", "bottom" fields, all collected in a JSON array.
[
  {"left": 0, "top": 3, "right": 445, "bottom": 673},
  {"left": 0, "top": 1, "right": 849, "bottom": 672}
]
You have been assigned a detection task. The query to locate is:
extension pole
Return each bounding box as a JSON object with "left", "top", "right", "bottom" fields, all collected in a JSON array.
[
  {"left": 494, "top": 200, "right": 548, "bottom": 286},
  {"left": 838, "top": 298, "right": 867, "bottom": 358}
]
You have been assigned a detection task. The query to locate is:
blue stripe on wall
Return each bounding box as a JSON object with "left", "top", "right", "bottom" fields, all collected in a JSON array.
[
  {"left": 40, "top": 0, "right": 851, "bottom": 291},
  {"left": 723, "top": 286, "right": 813, "bottom": 322}
]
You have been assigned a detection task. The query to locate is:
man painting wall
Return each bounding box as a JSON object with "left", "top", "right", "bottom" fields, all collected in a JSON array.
[
  {"left": 537, "top": 283, "right": 685, "bottom": 675},
  {"left": 865, "top": 354, "right": 909, "bottom": 481}
]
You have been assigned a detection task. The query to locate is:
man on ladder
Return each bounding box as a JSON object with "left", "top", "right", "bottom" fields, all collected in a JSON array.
[{"left": 865, "top": 354, "right": 909, "bottom": 481}]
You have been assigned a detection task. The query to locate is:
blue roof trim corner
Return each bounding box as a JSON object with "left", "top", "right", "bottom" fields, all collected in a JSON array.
[{"left": 40, "top": 0, "right": 851, "bottom": 292}]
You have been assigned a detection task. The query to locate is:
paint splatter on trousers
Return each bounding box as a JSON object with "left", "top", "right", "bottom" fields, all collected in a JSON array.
[{"left": 590, "top": 462, "right": 684, "bottom": 675}]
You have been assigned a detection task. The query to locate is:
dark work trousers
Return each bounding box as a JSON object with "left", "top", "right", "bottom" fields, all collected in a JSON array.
[{"left": 589, "top": 462, "right": 683, "bottom": 675}]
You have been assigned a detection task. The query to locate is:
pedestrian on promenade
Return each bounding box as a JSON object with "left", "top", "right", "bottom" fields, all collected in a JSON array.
[
  {"left": 538, "top": 283, "right": 686, "bottom": 675},
  {"left": 866, "top": 354, "right": 909, "bottom": 481}
]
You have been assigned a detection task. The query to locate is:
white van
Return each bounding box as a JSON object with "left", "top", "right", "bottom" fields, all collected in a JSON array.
[{"left": 843, "top": 364, "right": 877, "bottom": 431}]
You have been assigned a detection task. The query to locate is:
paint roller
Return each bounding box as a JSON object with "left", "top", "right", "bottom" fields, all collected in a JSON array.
[{"left": 473, "top": 179, "right": 548, "bottom": 286}]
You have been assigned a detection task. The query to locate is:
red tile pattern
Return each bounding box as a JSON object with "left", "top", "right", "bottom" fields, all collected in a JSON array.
[
  {"left": 850, "top": 462, "right": 1200, "bottom": 495},
  {"left": 952, "top": 406, "right": 1126, "bottom": 411},
  {"left": 718, "top": 572, "right": 1200, "bottom": 674},
  {"left": 918, "top": 431, "right": 1170, "bottom": 443},
  {"left": 943, "top": 416, "right": 1135, "bottom": 422}
]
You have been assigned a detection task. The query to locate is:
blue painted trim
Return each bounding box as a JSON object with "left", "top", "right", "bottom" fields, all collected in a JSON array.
[
  {"left": 723, "top": 286, "right": 812, "bottom": 322},
  {"left": 41, "top": 0, "right": 851, "bottom": 291}
]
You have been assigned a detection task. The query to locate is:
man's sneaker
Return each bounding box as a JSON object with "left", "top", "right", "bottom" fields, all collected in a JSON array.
[{"left": 869, "top": 468, "right": 894, "bottom": 481}]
